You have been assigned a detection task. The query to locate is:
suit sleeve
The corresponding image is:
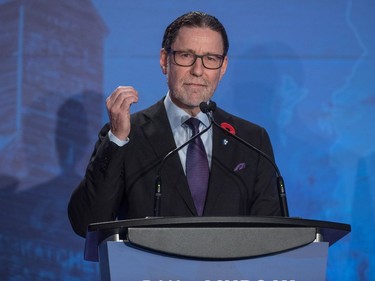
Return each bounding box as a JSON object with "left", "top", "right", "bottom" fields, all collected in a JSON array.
[{"left": 67, "top": 124, "right": 126, "bottom": 237}]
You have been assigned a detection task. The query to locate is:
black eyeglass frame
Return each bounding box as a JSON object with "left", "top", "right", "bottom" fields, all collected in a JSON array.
[{"left": 168, "top": 50, "right": 225, "bottom": 70}]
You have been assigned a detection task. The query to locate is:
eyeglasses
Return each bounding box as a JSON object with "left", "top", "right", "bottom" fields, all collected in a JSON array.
[{"left": 169, "top": 50, "right": 225, "bottom": 70}]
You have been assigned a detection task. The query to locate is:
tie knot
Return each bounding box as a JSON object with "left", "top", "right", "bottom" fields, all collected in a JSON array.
[{"left": 185, "top": 118, "right": 201, "bottom": 134}]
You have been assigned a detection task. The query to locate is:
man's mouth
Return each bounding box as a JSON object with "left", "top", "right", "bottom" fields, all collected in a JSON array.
[{"left": 185, "top": 83, "right": 206, "bottom": 87}]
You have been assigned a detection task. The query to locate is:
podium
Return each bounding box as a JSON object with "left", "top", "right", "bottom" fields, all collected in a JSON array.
[{"left": 84, "top": 217, "right": 350, "bottom": 281}]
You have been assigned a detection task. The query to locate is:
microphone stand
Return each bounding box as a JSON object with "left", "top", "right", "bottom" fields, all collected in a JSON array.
[{"left": 200, "top": 102, "right": 289, "bottom": 217}]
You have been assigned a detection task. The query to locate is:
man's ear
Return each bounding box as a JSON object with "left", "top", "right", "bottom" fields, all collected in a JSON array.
[
  {"left": 160, "top": 49, "right": 168, "bottom": 75},
  {"left": 219, "top": 56, "right": 228, "bottom": 80}
]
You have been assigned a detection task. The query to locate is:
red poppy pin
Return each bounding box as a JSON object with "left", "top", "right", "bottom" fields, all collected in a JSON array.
[{"left": 220, "top": 122, "right": 236, "bottom": 135}]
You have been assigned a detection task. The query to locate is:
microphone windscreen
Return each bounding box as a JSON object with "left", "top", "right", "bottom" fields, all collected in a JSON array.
[
  {"left": 199, "top": 102, "right": 210, "bottom": 113},
  {"left": 199, "top": 101, "right": 217, "bottom": 113}
]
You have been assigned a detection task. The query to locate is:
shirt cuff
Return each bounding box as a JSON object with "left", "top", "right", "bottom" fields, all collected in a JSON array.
[{"left": 108, "top": 130, "right": 130, "bottom": 147}]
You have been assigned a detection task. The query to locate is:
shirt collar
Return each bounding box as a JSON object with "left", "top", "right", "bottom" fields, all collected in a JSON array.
[{"left": 164, "top": 92, "right": 210, "bottom": 130}]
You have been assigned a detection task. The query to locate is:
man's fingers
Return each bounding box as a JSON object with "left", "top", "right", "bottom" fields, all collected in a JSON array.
[{"left": 106, "top": 86, "right": 138, "bottom": 110}]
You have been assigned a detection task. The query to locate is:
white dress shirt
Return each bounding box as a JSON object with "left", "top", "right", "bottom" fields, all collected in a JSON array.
[{"left": 163, "top": 92, "right": 212, "bottom": 173}]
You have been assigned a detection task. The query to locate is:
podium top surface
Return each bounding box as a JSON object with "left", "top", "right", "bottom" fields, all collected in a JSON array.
[
  {"left": 87, "top": 216, "right": 350, "bottom": 233},
  {"left": 87, "top": 216, "right": 351, "bottom": 244}
]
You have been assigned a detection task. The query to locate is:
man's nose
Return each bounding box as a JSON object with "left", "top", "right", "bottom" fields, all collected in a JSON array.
[{"left": 190, "top": 57, "right": 204, "bottom": 76}]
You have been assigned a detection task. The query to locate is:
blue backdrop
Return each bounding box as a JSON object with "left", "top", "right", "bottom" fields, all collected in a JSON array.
[{"left": 0, "top": 0, "right": 374, "bottom": 280}]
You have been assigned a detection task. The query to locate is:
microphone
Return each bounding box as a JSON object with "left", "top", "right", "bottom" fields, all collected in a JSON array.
[
  {"left": 153, "top": 115, "right": 213, "bottom": 217},
  {"left": 200, "top": 100, "right": 217, "bottom": 115},
  {"left": 199, "top": 101, "right": 289, "bottom": 217}
]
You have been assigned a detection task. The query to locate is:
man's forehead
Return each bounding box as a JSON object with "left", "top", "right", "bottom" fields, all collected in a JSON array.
[{"left": 173, "top": 27, "right": 224, "bottom": 51}]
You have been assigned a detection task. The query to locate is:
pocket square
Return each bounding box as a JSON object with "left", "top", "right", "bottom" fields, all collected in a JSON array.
[{"left": 233, "top": 162, "right": 246, "bottom": 172}]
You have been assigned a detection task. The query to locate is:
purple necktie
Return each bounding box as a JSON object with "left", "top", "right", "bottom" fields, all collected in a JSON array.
[{"left": 185, "top": 118, "right": 209, "bottom": 216}]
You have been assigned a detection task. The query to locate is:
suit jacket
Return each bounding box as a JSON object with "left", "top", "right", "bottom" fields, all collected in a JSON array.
[{"left": 68, "top": 99, "right": 281, "bottom": 237}]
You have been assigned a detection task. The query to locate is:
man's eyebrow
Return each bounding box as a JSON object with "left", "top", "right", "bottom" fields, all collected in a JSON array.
[{"left": 176, "top": 49, "right": 223, "bottom": 56}]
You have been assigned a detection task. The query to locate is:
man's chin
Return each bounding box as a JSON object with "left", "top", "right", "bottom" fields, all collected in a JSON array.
[
  {"left": 170, "top": 92, "right": 210, "bottom": 110},
  {"left": 187, "top": 100, "right": 206, "bottom": 109},
  {"left": 188, "top": 95, "right": 209, "bottom": 106}
]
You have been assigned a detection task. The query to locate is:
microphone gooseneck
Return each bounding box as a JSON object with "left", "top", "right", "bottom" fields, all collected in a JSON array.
[
  {"left": 200, "top": 101, "right": 289, "bottom": 217},
  {"left": 153, "top": 113, "right": 213, "bottom": 217}
]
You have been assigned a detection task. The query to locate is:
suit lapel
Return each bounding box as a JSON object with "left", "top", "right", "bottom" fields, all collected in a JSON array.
[{"left": 140, "top": 99, "right": 197, "bottom": 215}]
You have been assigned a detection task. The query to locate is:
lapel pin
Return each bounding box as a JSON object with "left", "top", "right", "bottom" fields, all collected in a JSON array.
[{"left": 223, "top": 139, "right": 229, "bottom": 146}]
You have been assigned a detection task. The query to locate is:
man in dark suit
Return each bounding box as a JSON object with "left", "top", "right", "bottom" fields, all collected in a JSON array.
[{"left": 68, "top": 11, "right": 281, "bottom": 238}]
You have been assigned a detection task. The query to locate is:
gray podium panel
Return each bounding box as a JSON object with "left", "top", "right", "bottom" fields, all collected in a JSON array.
[{"left": 127, "top": 227, "right": 316, "bottom": 259}]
